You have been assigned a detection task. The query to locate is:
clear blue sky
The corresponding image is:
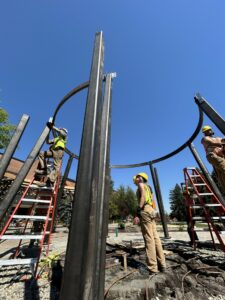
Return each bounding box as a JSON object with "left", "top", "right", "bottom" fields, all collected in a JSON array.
[{"left": 1, "top": 1, "right": 225, "bottom": 212}]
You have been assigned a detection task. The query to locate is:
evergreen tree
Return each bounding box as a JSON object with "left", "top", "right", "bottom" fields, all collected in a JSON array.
[
  {"left": 169, "top": 183, "right": 186, "bottom": 221},
  {"left": 108, "top": 184, "right": 137, "bottom": 220},
  {"left": 0, "top": 108, "right": 16, "bottom": 149}
]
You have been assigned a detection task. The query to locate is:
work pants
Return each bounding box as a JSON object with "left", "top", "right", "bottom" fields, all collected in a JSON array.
[
  {"left": 140, "top": 205, "right": 166, "bottom": 272},
  {"left": 207, "top": 152, "right": 225, "bottom": 194},
  {"left": 38, "top": 149, "right": 64, "bottom": 183}
]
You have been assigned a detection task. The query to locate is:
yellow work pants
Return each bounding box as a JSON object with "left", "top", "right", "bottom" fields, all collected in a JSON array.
[
  {"left": 207, "top": 152, "right": 225, "bottom": 194},
  {"left": 140, "top": 205, "right": 166, "bottom": 272}
]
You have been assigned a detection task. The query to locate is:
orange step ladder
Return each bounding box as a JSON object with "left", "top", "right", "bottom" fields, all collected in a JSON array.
[
  {"left": 183, "top": 167, "right": 225, "bottom": 252},
  {"left": 0, "top": 168, "right": 61, "bottom": 277}
]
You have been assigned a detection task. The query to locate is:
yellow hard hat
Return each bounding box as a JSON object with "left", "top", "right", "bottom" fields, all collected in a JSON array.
[
  {"left": 133, "top": 172, "right": 148, "bottom": 183},
  {"left": 202, "top": 125, "right": 212, "bottom": 133}
]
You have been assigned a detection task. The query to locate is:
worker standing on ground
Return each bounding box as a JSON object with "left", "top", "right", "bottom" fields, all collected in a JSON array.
[
  {"left": 201, "top": 125, "right": 225, "bottom": 194},
  {"left": 35, "top": 122, "right": 68, "bottom": 186},
  {"left": 133, "top": 172, "right": 166, "bottom": 274}
]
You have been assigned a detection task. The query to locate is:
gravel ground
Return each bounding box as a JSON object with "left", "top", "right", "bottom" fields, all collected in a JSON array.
[{"left": 0, "top": 224, "right": 225, "bottom": 299}]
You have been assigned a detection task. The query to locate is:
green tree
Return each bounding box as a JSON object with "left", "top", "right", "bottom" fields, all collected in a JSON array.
[
  {"left": 108, "top": 184, "right": 137, "bottom": 220},
  {"left": 0, "top": 108, "right": 16, "bottom": 149},
  {"left": 169, "top": 183, "right": 186, "bottom": 221}
]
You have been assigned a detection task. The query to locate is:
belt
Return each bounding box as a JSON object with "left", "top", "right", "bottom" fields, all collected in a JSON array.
[{"left": 54, "top": 147, "right": 64, "bottom": 150}]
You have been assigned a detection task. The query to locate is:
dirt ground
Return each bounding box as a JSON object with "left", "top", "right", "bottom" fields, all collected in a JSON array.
[{"left": 0, "top": 223, "right": 225, "bottom": 299}]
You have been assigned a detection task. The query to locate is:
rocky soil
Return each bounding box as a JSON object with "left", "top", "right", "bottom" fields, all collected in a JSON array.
[{"left": 0, "top": 224, "right": 225, "bottom": 299}]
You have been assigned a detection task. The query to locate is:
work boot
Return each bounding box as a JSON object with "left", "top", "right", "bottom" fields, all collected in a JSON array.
[
  {"left": 35, "top": 169, "right": 47, "bottom": 175},
  {"left": 148, "top": 270, "right": 159, "bottom": 276},
  {"left": 46, "top": 179, "right": 54, "bottom": 188},
  {"left": 35, "top": 182, "right": 46, "bottom": 187},
  {"left": 159, "top": 266, "right": 166, "bottom": 273}
]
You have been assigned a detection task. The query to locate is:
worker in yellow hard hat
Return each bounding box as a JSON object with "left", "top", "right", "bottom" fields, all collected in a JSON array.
[
  {"left": 201, "top": 125, "right": 225, "bottom": 194},
  {"left": 133, "top": 172, "right": 166, "bottom": 274},
  {"left": 35, "top": 122, "right": 68, "bottom": 187}
]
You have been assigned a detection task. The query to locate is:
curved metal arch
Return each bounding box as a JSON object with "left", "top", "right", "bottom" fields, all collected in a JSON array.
[
  {"left": 111, "top": 106, "right": 204, "bottom": 168},
  {"left": 52, "top": 81, "right": 89, "bottom": 159}
]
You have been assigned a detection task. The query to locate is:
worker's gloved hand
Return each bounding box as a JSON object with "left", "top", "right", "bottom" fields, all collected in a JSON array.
[
  {"left": 46, "top": 121, "right": 54, "bottom": 129},
  {"left": 136, "top": 206, "right": 142, "bottom": 218},
  {"left": 221, "top": 138, "right": 225, "bottom": 144},
  {"left": 133, "top": 216, "right": 140, "bottom": 225}
]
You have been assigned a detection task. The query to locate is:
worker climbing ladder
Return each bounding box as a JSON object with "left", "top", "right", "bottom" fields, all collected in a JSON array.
[
  {"left": 0, "top": 164, "right": 61, "bottom": 278},
  {"left": 183, "top": 167, "right": 225, "bottom": 252}
]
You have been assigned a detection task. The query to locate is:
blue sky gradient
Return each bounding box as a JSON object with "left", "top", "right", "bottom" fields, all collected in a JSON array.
[{"left": 1, "top": 1, "right": 225, "bottom": 212}]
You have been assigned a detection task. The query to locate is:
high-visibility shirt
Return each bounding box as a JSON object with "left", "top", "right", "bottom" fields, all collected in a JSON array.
[
  {"left": 136, "top": 184, "right": 153, "bottom": 206},
  {"left": 52, "top": 136, "right": 67, "bottom": 150}
]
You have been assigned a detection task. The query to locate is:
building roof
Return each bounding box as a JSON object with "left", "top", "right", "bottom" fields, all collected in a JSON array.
[{"left": 0, "top": 154, "right": 75, "bottom": 190}]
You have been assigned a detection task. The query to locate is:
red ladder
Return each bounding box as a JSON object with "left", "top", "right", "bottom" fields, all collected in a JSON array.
[
  {"left": 0, "top": 168, "right": 61, "bottom": 277},
  {"left": 183, "top": 167, "right": 225, "bottom": 252}
]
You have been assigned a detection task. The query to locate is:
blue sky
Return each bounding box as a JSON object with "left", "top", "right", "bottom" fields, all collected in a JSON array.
[{"left": 1, "top": 1, "right": 225, "bottom": 212}]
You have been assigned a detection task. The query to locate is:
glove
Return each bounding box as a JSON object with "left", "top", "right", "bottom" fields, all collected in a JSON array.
[
  {"left": 46, "top": 121, "right": 54, "bottom": 129},
  {"left": 136, "top": 206, "right": 142, "bottom": 218}
]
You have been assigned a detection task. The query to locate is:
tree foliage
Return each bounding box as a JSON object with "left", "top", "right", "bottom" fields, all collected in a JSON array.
[
  {"left": 0, "top": 108, "right": 16, "bottom": 149},
  {"left": 109, "top": 184, "right": 137, "bottom": 220},
  {"left": 169, "top": 183, "right": 186, "bottom": 221}
]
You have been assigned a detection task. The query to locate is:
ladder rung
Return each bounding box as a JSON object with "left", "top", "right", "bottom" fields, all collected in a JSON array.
[
  {"left": 22, "top": 199, "right": 51, "bottom": 204},
  {"left": 1, "top": 232, "right": 50, "bottom": 240},
  {"left": 193, "top": 216, "right": 225, "bottom": 220},
  {"left": 198, "top": 193, "right": 213, "bottom": 196},
  {"left": 12, "top": 215, "right": 51, "bottom": 221},
  {"left": 190, "top": 175, "right": 201, "bottom": 177},
  {"left": 192, "top": 204, "right": 222, "bottom": 208},
  {"left": 0, "top": 258, "right": 37, "bottom": 266},
  {"left": 1, "top": 235, "right": 42, "bottom": 240},
  {"left": 194, "top": 183, "right": 206, "bottom": 186}
]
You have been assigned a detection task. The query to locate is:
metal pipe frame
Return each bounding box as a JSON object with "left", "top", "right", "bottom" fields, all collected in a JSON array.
[
  {"left": 149, "top": 163, "right": 170, "bottom": 238},
  {"left": 188, "top": 143, "right": 225, "bottom": 207},
  {"left": 195, "top": 93, "right": 225, "bottom": 135},
  {"left": 0, "top": 124, "right": 51, "bottom": 222},
  {"left": 111, "top": 106, "right": 203, "bottom": 169},
  {"left": 153, "top": 167, "right": 170, "bottom": 238},
  {"left": 52, "top": 81, "right": 89, "bottom": 159},
  {"left": 94, "top": 73, "right": 113, "bottom": 299},
  {"left": 0, "top": 114, "right": 30, "bottom": 180},
  {"left": 59, "top": 31, "right": 105, "bottom": 300}
]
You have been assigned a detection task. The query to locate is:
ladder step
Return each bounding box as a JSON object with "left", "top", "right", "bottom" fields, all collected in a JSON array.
[
  {"left": 0, "top": 258, "right": 37, "bottom": 266},
  {"left": 193, "top": 216, "right": 225, "bottom": 220},
  {"left": 193, "top": 204, "right": 222, "bottom": 208},
  {"left": 1, "top": 232, "right": 50, "bottom": 240},
  {"left": 22, "top": 199, "right": 51, "bottom": 204},
  {"left": 198, "top": 193, "right": 213, "bottom": 196},
  {"left": 194, "top": 183, "right": 206, "bottom": 186},
  {"left": 12, "top": 215, "right": 51, "bottom": 221},
  {"left": 190, "top": 175, "right": 201, "bottom": 177}
]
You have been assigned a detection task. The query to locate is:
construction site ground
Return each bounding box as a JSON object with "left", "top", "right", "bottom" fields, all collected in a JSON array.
[{"left": 0, "top": 223, "right": 225, "bottom": 300}]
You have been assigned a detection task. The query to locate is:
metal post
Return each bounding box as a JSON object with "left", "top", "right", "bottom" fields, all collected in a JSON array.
[
  {"left": 0, "top": 114, "right": 30, "bottom": 180},
  {"left": 60, "top": 31, "right": 104, "bottom": 300},
  {"left": 0, "top": 124, "right": 51, "bottom": 222},
  {"left": 195, "top": 93, "right": 225, "bottom": 135},
  {"left": 94, "top": 73, "right": 113, "bottom": 299},
  {"left": 53, "top": 154, "right": 74, "bottom": 231},
  {"left": 149, "top": 163, "right": 170, "bottom": 238},
  {"left": 153, "top": 167, "right": 170, "bottom": 239},
  {"left": 189, "top": 143, "right": 225, "bottom": 207}
]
